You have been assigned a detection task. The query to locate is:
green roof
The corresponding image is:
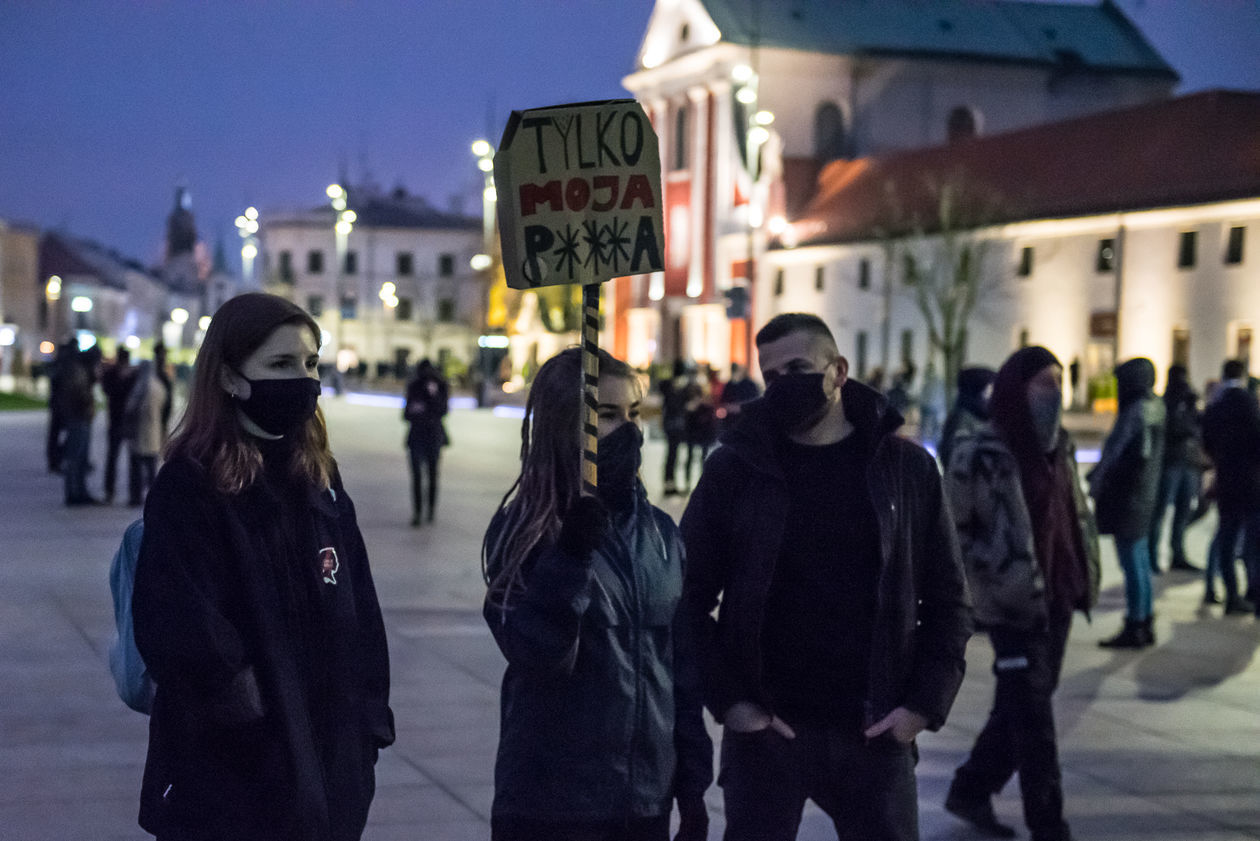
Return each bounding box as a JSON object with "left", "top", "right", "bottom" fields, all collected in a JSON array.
[{"left": 699, "top": 0, "right": 1177, "bottom": 77}]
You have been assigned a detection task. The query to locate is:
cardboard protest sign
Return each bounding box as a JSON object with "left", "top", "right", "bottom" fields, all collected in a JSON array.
[{"left": 495, "top": 99, "right": 664, "bottom": 290}]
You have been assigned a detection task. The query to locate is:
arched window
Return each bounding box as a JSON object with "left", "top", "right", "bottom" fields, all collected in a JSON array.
[
  {"left": 947, "top": 106, "right": 978, "bottom": 143},
  {"left": 814, "top": 101, "right": 848, "bottom": 161}
]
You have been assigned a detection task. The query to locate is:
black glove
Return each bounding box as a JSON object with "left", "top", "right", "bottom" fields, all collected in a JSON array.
[
  {"left": 557, "top": 495, "right": 609, "bottom": 562},
  {"left": 673, "top": 795, "right": 708, "bottom": 841}
]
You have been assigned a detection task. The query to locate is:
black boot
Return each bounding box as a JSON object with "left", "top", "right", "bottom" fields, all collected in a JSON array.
[
  {"left": 1099, "top": 619, "right": 1148, "bottom": 649},
  {"left": 1139, "top": 616, "right": 1156, "bottom": 646},
  {"left": 945, "top": 782, "right": 1016, "bottom": 838}
]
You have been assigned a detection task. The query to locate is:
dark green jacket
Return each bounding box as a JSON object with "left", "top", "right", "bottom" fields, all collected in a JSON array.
[{"left": 483, "top": 492, "right": 712, "bottom": 821}]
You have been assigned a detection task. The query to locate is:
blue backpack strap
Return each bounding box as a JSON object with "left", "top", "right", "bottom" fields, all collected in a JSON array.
[{"left": 108, "top": 518, "right": 155, "bottom": 714}]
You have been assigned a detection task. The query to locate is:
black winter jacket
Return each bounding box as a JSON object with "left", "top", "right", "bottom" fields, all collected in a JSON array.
[
  {"left": 680, "top": 379, "right": 972, "bottom": 730},
  {"left": 483, "top": 492, "right": 713, "bottom": 821},
  {"left": 1202, "top": 385, "right": 1260, "bottom": 515},
  {"left": 1089, "top": 361, "right": 1166, "bottom": 539},
  {"left": 133, "top": 456, "right": 393, "bottom": 841}
]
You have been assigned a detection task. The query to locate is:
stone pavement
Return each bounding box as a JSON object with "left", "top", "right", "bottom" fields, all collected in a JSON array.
[{"left": 1, "top": 397, "right": 1258, "bottom": 841}]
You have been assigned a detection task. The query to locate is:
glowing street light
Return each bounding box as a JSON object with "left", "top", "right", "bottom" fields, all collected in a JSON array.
[
  {"left": 46, "top": 276, "right": 62, "bottom": 301},
  {"left": 235, "top": 207, "right": 260, "bottom": 286},
  {"left": 70, "top": 296, "right": 93, "bottom": 313},
  {"left": 170, "top": 307, "right": 190, "bottom": 325}
]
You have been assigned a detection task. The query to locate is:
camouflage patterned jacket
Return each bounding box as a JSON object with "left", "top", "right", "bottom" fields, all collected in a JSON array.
[{"left": 945, "top": 426, "right": 1100, "bottom": 631}]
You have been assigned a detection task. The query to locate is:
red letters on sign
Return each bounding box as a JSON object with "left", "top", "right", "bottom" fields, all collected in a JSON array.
[{"left": 519, "top": 175, "right": 657, "bottom": 218}]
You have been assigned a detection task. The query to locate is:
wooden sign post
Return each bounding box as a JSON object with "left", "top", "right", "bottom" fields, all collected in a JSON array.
[{"left": 494, "top": 99, "right": 664, "bottom": 494}]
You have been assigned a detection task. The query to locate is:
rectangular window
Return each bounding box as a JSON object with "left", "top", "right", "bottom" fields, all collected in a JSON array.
[
  {"left": 396, "top": 252, "right": 414, "bottom": 276},
  {"left": 815, "top": 265, "right": 825, "bottom": 292},
  {"left": 307, "top": 295, "right": 324, "bottom": 317},
  {"left": 307, "top": 250, "right": 324, "bottom": 274},
  {"left": 1018, "top": 327, "right": 1030, "bottom": 348},
  {"left": 1017, "top": 246, "right": 1034, "bottom": 277},
  {"left": 858, "top": 258, "right": 871, "bottom": 290},
  {"left": 437, "top": 298, "right": 456, "bottom": 322},
  {"left": 1096, "top": 238, "right": 1115, "bottom": 272},
  {"left": 674, "top": 102, "right": 689, "bottom": 170},
  {"left": 344, "top": 250, "right": 358, "bottom": 275},
  {"left": 395, "top": 298, "right": 413, "bottom": 321},
  {"left": 774, "top": 269, "right": 785, "bottom": 297},
  {"left": 438, "top": 254, "right": 455, "bottom": 277},
  {"left": 902, "top": 253, "right": 918, "bottom": 285},
  {"left": 1226, "top": 226, "right": 1245, "bottom": 265},
  {"left": 340, "top": 296, "right": 357, "bottom": 320},
  {"left": 855, "top": 331, "right": 869, "bottom": 378},
  {"left": 279, "top": 250, "right": 294, "bottom": 283},
  {"left": 1178, "top": 231, "right": 1197, "bottom": 268}
]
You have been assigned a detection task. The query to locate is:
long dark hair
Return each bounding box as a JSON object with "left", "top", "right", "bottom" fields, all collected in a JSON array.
[
  {"left": 482, "top": 346, "right": 637, "bottom": 610},
  {"left": 165, "top": 292, "right": 334, "bottom": 494}
]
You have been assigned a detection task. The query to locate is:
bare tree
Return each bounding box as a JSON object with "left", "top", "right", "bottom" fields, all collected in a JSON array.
[{"left": 878, "top": 175, "right": 1006, "bottom": 404}]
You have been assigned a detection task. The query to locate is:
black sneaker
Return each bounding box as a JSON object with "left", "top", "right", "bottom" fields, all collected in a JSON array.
[{"left": 945, "top": 790, "right": 1016, "bottom": 838}]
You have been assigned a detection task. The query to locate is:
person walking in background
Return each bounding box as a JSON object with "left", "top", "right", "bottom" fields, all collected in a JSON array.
[
  {"left": 403, "top": 358, "right": 449, "bottom": 526},
  {"left": 1201, "top": 358, "right": 1260, "bottom": 615},
  {"left": 660, "top": 360, "right": 691, "bottom": 497},
  {"left": 937, "top": 366, "right": 996, "bottom": 471},
  {"left": 682, "top": 370, "right": 718, "bottom": 492},
  {"left": 122, "top": 358, "right": 169, "bottom": 506},
  {"left": 1148, "top": 364, "right": 1205, "bottom": 574},
  {"left": 45, "top": 338, "right": 77, "bottom": 474},
  {"left": 718, "top": 362, "right": 760, "bottom": 435},
  {"left": 943, "top": 346, "right": 1099, "bottom": 841},
  {"left": 99, "top": 347, "right": 137, "bottom": 503},
  {"left": 151, "top": 342, "right": 174, "bottom": 439},
  {"left": 482, "top": 347, "right": 712, "bottom": 841},
  {"left": 61, "top": 345, "right": 102, "bottom": 506},
  {"left": 132, "top": 293, "right": 393, "bottom": 841},
  {"left": 1090, "top": 357, "right": 1165, "bottom": 648},
  {"left": 680, "top": 313, "right": 971, "bottom": 841}
]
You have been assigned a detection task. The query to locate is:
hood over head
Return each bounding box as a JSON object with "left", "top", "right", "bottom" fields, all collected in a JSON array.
[
  {"left": 1115, "top": 357, "right": 1156, "bottom": 410},
  {"left": 955, "top": 366, "right": 997, "bottom": 419},
  {"left": 989, "top": 346, "right": 1061, "bottom": 456}
]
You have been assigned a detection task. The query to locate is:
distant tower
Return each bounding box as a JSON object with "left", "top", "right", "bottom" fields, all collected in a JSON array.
[
  {"left": 166, "top": 185, "right": 197, "bottom": 259},
  {"left": 161, "top": 183, "right": 207, "bottom": 299}
]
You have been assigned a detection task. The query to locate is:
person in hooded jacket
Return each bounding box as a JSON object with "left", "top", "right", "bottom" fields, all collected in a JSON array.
[
  {"left": 680, "top": 313, "right": 971, "bottom": 841},
  {"left": 1089, "top": 357, "right": 1166, "bottom": 648},
  {"left": 482, "top": 346, "right": 712, "bottom": 841},
  {"left": 403, "top": 358, "right": 449, "bottom": 526},
  {"left": 132, "top": 293, "right": 393, "bottom": 841},
  {"left": 937, "top": 366, "right": 996, "bottom": 471},
  {"left": 942, "top": 346, "right": 1100, "bottom": 841}
]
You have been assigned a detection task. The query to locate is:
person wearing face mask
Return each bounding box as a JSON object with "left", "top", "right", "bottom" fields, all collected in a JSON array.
[
  {"left": 942, "top": 345, "right": 1099, "bottom": 841},
  {"left": 1088, "top": 357, "right": 1166, "bottom": 648},
  {"left": 680, "top": 313, "right": 971, "bottom": 841},
  {"left": 131, "top": 293, "right": 394, "bottom": 841},
  {"left": 482, "top": 347, "right": 712, "bottom": 841}
]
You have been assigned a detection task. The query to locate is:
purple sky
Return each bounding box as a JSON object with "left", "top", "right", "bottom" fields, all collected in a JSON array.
[{"left": 2, "top": 0, "right": 1258, "bottom": 273}]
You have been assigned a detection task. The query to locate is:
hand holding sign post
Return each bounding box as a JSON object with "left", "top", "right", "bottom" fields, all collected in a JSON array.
[{"left": 495, "top": 99, "right": 664, "bottom": 494}]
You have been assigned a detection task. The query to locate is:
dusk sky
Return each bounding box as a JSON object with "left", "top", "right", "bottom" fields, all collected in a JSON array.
[{"left": 2, "top": 0, "right": 1259, "bottom": 273}]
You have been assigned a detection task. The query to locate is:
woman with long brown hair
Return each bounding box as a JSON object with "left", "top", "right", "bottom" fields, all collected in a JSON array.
[
  {"left": 483, "top": 347, "right": 712, "bottom": 841},
  {"left": 132, "top": 292, "right": 393, "bottom": 841}
]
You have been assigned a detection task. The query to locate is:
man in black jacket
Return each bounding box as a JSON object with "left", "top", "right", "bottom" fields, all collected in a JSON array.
[{"left": 680, "top": 313, "right": 972, "bottom": 841}]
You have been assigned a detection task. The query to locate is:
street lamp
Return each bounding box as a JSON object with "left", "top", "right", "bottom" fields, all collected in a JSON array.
[
  {"left": 471, "top": 139, "right": 503, "bottom": 406},
  {"left": 327, "top": 184, "right": 355, "bottom": 375},
  {"left": 378, "top": 281, "right": 399, "bottom": 378},
  {"left": 234, "top": 207, "right": 260, "bottom": 289}
]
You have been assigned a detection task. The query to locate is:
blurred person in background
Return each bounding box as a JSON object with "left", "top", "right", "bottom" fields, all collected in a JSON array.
[
  {"left": 100, "top": 347, "right": 137, "bottom": 503},
  {"left": 1090, "top": 358, "right": 1165, "bottom": 648},
  {"left": 1148, "top": 364, "right": 1205, "bottom": 574},
  {"left": 937, "top": 366, "right": 996, "bottom": 471},
  {"left": 61, "top": 345, "right": 102, "bottom": 506},
  {"left": 403, "top": 358, "right": 449, "bottom": 526}
]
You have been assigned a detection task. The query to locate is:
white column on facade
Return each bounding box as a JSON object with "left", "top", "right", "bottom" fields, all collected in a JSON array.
[
  {"left": 645, "top": 97, "right": 668, "bottom": 303},
  {"left": 686, "top": 85, "right": 709, "bottom": 300}
]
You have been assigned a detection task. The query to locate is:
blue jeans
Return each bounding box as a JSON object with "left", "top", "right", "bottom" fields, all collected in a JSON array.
[
  {"left": 1148, "top": 463, "right": 1202, "bottom": 567},
  {"left": 1114, "top": 536, "right": 1153, "bottom": 620},
  {"left": 1210, "top": 509, "right": 1260, "bottom": 601},
  {"left": 62, "top": 420, "right": 91, "bottom": 503}
]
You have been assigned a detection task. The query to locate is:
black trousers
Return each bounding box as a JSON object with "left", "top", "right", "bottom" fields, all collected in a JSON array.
[
  {"left": 104, "top": 425, "right": 125, "bottom": 498},
  {"left": 129, "top": 452, "right": 157, "bottom": 505},
  {"left": 407, "top": 443, "right": 440, "bottom": 519},
  {"left": 719, "top": 722, "right": 919, "bottom": 841},
  {"left": 491, "top": 813, "right": 669, "bottom": 841},
  {"left": 663, "top": 429, "right": 685, "bottom": 489},
  {"left": 951, "top": 613, "right": 1073, "bottom": 841}
]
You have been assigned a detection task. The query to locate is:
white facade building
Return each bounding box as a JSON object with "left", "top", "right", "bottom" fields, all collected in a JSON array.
[
  {"left": 259, "top": 187, "right": 484, "bottom": 380},
  {"left": 614, "top": 0, "right": 1177, "bottom": 373}
]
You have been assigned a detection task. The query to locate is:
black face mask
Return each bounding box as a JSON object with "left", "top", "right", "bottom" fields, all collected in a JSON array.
[
  {"left": 236, "top": 376, "right": 321, "bottom": 437},
  {"left": 596, "top": 422, "right": 643, "bottom": 510},
  {"left": 763, "top": 372, "right": 829, "bottom": 434},
  {"left": 1027, "top": 388, "right": 1062, "bottom": 453}
]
